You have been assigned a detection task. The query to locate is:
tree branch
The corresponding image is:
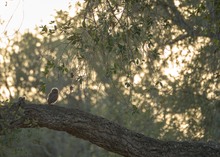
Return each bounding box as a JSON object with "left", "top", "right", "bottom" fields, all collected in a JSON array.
[{"left": 0, "top": 103, "right": 220, "bottom": 157}]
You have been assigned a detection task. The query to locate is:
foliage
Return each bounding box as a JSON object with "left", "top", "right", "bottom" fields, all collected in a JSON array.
[{"left": 0, "top": 0, "right": 220, "bottom": 156}]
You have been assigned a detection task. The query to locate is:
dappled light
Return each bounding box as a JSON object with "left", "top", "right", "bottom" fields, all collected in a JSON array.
[{"left": 0, "top": 0, "right": 220, "bottom": 156}]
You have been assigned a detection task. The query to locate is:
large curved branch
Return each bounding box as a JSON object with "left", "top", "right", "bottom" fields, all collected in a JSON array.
[{"left": 0, "top": 102, "right": 220, "bottom": 157}]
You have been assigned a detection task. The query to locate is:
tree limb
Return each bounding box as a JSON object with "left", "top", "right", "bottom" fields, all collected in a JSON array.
[{"left": 0, "top": 103, "right": 220, "bottom": 157}]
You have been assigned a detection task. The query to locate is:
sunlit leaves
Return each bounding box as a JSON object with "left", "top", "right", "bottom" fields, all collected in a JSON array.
[
  {"left": 39, "top": 81, "right": 46, "bottom": 93},
  {"left": 155, "top": 81, "right": 163, "bottom": 87},
  {"left": 43, "top": 60, "right": 55, "bottom": 76},
  {"left": 162, "top": 19, "right": 171, "bottom": 29},
  {"left": 124, "top": 82, "right": 131, "bottom": 88},
  {"left": 105, "top": 63, "right": 119, "bottom": 78},
  {"left": 43, "top": 60, "right": 69, "bottom": 78},
  {"left": 57, "top": 63, "right": 68, "bottom": 73},
  {"left": 49, "top": 21, "right": 55, "bottom": 24},
  {"left": 76, "top": 76, "right": 83, "bottom": 84},
  {"left": 40, "top": 21, "right": 58, "bottom": 35},
  {"left": 195, "top": 3, "right": 206, "bottom": 15},
  {"left": 67, "top": 33, "right": 81, "bottom": 45},
  {"left": 40, "top": 25, "right": 48, "bottom": 34},
  {"left": 151, "top": 49, "right": 160, "bottom": 59}
]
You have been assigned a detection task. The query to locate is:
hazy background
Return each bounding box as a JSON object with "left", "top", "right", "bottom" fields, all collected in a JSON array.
[{"left": 0, "top": 0, "right": 219, "bottom": 157}]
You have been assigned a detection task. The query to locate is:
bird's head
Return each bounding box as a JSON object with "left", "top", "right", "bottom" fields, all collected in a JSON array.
[{"left": 51, "top": 88, "right": 59, "bottom": 93}]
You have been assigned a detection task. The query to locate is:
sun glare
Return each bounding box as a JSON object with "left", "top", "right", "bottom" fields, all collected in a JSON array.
[
  {"left": 0, "top": 54, "right": 3, "bottom": 63},
  {"left": 0, "top": 0, "right": 82, "bottom": 40}
]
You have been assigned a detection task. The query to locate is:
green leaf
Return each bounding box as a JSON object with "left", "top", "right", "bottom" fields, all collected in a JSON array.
[
  {"left": 125, "top": 82, "right": 131, "bottom": 88},
  {"left": 49, "top": 21, "right": 55, "bottom": 24},
  {"left": 40, "top": 81, "right": 46, "bottom": 93},
  {"left": 41, "top": 25, "right": 48, "bottom": 33}
]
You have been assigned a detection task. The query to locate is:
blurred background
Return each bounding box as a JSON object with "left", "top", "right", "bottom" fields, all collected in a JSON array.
[{"left": 0, "top": 0, "right": 219, "bottom": 156}]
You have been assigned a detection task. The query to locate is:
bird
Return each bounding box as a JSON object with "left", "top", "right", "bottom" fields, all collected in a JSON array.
[{"left": 47, "top": 88, "right": 59, "bottom": 105}]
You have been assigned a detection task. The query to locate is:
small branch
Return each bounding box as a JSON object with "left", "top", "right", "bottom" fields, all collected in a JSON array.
[{"left": 165, "top": 34, "right": 189, "bottom": 45}]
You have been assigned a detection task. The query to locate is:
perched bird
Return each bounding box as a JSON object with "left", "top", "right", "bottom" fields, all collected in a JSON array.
[{"left": 47, "top": 88, "right": 59, "bottom": 105}]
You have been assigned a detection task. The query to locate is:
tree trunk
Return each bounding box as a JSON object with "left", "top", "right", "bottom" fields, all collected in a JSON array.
[{"left": 0, "top": 102, "right": 220, "bottom": 157}]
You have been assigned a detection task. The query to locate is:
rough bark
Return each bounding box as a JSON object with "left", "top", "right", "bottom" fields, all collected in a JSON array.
[{"left": 0, "top": 102, "right": 220, "bottom": 157}]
